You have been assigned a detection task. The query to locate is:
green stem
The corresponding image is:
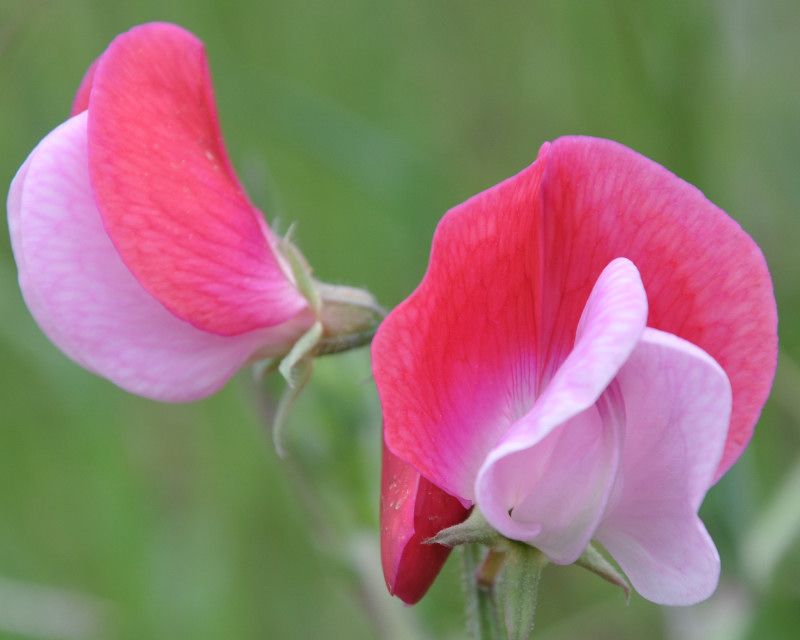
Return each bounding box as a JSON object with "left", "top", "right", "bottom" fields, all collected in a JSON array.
[
  {"left": 461, "top": 544, "right": 507, "bottom": 640},
  {"left": 502, "top": 543, "right": 547, "bottom": 640}
]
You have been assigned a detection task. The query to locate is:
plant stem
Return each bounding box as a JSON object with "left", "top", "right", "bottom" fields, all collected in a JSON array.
[
  {"left": 502, "top": 543, "right": 547, "bottom": 640},
  {"left": 461, "top": 544, "right": 506, "bottom": 640}
]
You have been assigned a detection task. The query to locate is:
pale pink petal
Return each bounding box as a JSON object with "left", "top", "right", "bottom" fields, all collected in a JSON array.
[
  {"left": 540, "top": 137, "right": 776, "bottom": 479},
  {"left": 594, "top": 328, "right": 731, "bottom": 605},
  {"left": 475, "top": 259, "right": 645, "bottom": 563},
  {"left": 373, "top": 144, "right": 551, "bottom": 503},
  {"left": 478, "top": 400, "right": 622, "bottom": 564},
  {"left": 87, "top": 23, "right": 308, "bottom": 335},
  {"left": 380, "top": 443, "right": 469, "bottom": 604},
  {"left": 9, "top": 113, "right": 312, "bottom": 402}
]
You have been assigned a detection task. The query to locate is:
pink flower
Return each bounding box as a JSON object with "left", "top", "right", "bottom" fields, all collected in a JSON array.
[
  {"left": 373, "top": 138, "right": 777, "bottom": 606},
  {"left": 8, "top": 23, "right": 319, "bottom": 401}
]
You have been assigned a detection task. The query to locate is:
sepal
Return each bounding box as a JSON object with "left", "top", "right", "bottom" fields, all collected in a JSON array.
[
  {"left": 574, "top": 542, "right": 631, "bottom": 602},
  {"left": 277, "top": 231, "right": 385, "bottom": 360},
  {"left": 428, "top": 507, "right": 503, "bottom": 548},
  {"left": 263, "top": 235, "right": 385, "bottom": 450},
  {"left": 433, "top": 511, "right": 629, "bottom": 638}
]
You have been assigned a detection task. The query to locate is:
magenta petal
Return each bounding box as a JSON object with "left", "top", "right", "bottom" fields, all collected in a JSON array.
[
  {"left": 87, "top": 23, "right": 308, "bottom": 335},
  {"left": 9, "top": 113, "right": 311, "bottom": 401},
  {"left": 540, "top": 137, "right": 776, "bottom": 479},
  {"left": 475, "top": 259, "right": 645, "bottom": 563},
  {"left": 594, "top": 328, "right": 731, "bottom": 605}
]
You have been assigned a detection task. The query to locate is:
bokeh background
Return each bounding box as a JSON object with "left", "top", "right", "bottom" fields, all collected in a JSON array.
[{"left": 1, "top": 0, "right": 799, "bottom": 638}]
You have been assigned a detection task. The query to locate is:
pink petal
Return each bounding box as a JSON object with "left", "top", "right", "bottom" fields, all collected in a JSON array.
[
  {"left": 380, "top": 443, "right": 470, "bottom": 605},
  {"left": 373, "top": 144, "right": 550, "bottom": 503},
  {"left": 475, "top": 259, "right": 644, "bottom": 563},
  {"left": 594, "top": 328, "right": 731, "bottom": 605},
  {"left": 9, "top": 113, "right": 313, "bottom": 402},
  {"left": 539, "top": 137, "right": 776, "bottom": 480},
  {"left": 86, "top": 23, "right": 308, "bottom": 335}
]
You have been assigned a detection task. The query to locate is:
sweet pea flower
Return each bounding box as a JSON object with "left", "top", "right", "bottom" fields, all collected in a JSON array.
[
  {"left": 374, "top": 137, "right": 777, "bottom": 606},
  {"left": 9, "top": 23, "right": 379, "bottom": 402}
]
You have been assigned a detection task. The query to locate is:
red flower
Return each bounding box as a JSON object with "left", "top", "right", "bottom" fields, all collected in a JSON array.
[{"left": 374, "top": 138, "right": 777, "bottom": 605}]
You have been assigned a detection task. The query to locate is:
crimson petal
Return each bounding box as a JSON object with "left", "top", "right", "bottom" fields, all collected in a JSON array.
[{"left": 380, "top": 442, "right": 469, "bottom": 605}]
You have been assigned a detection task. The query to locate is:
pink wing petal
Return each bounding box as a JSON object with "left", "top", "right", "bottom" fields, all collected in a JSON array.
[
  {"left": 595, "top": 328, "right": 731, "bottom": 605},
  {"left": 86, "top": 22, "right": 308, "bottom": 335},
  {"left": 539, "top": 137, "right": 777, "bottom": 480},
  {"left": 9, "top": 113, "right": 312, "bottom": 402},
  {"left": 373, "top": 144, "right": 550, "bottom": 503},
  {"left": 380, "top": 442, "right": 470, "bottom": 604},
  {"left": 475, "top": 259, "right": 645, "bottom": 563}
]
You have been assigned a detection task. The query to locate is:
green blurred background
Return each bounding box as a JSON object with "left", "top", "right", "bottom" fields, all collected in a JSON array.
[{"left": 1, "top": 0, "right": 799, "bottom": 638}]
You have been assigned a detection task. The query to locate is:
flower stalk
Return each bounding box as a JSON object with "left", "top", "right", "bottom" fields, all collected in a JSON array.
[
  {"left": 462, "top": 544, "right": 506, "bottom": 640},
  {"left": 460, "top": 541, "right": 549, "bottom": 640},
  {"left": 500, "top": 543, "right": 547, "bottom": 640}
]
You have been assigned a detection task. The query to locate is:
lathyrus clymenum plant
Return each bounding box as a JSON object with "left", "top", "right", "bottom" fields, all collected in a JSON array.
[{"left": 8, "top": 22, "right": 778, "bottom": 640}]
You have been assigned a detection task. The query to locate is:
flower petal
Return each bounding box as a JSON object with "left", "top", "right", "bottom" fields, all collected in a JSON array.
[
  {"left": 380, "top": 442, "right": 469, "bottom": 604},
  {"left": 594, "top": 328, "right": 731, "bottom": 605},
  {"left": 86, "top": 22, "right": 308, "bottom": 335},
  {"left": 475, "top": 259, "right": 645, "bottom": 563},
  {"left": 8, "top": 113, "right": 312, "bottom": 401},
  {"left": 373, "top": 144, "right": 550, "bottom": 503},
  {"left": 539, "top": 137, "right": 776, "bottom": 479}
]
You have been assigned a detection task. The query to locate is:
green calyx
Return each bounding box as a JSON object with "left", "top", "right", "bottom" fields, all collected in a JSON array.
[
  {"left": 434, "top": 509, "right": 631, "bottom": 640},
  {"left": 266, "top": 230, "right": 386, "bottom": 455},
  {"left": 279, "top": 230, "right": 386, "bottom": 363}
]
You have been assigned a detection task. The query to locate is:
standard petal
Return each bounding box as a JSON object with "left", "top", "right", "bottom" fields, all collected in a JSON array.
[
  {"left": 86, "top": 22, "right": 308, "bottom": 336},
  {"left": 594, "top": 328, "right": 731, "bottom": 605},
  {"left": 373, "top": 144, "right": 550, "bottom": 502},
  {"left": 539, "top": 137, "right": 776, "bottom": 480},
  {"left": 380, "top": 443, "right": 470, "bottom": 604},
  {"left": 9, "top": 113, "right": 312, "bottom": 402},
  {"left": 475, "top": 259, "right": 645, "bottom": 563}
]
